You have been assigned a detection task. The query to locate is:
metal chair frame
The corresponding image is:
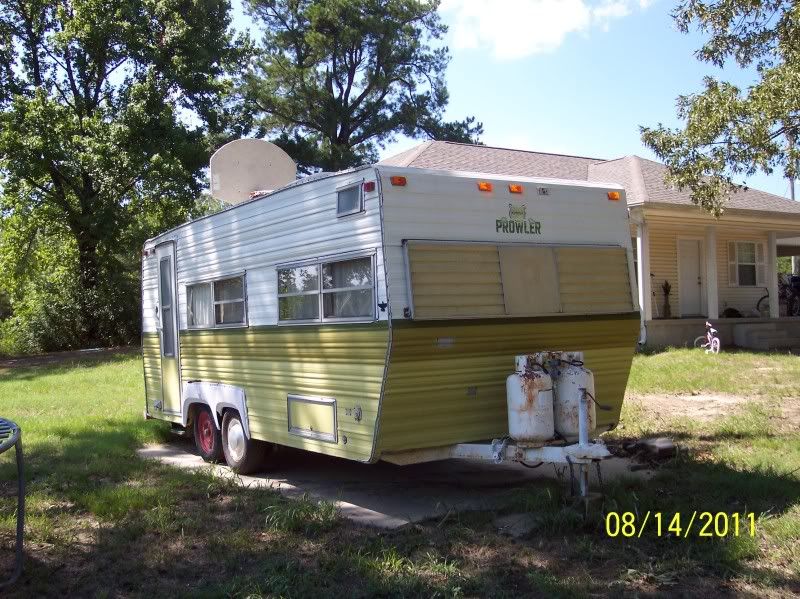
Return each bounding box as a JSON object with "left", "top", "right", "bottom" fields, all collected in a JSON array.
[{"left": 0, "top": 418, "right": 23, "bottom": 589}]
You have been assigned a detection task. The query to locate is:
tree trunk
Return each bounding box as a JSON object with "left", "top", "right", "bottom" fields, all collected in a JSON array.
[{"left": 76, "top": 235, "right": 101, "bottom": 346}]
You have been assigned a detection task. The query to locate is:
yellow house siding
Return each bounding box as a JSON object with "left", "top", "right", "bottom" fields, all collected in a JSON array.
[
  {"left": 716, "top": 232, "right": 768, "bottom": 315},
  {"left": 643, "top": 213, "right": 771, "bottom": 318},
  {"left": 647, "top": 223, "right": 682, "bottom": 317}
]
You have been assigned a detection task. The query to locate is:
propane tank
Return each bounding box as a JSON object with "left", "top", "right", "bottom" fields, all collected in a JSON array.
[
  {"left": 506, "top": 355, "right": 554, "bottom": 443},
  {"left": 552, "top": 352, "right": 596, "bottom": 442}
]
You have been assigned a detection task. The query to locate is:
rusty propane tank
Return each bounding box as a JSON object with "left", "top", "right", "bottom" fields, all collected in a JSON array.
[
  {"left": 552, "top": 352, "right": 596, "bottom": 442},
  {"left": 505, "top": 355, "right": 555, "bottom": 443}
]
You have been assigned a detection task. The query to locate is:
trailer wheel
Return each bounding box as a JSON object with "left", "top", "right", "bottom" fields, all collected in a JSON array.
[
  {"left": 193, "top": 405, "right": 223, "bottom": 463},
  {"left": 221, "top": 410, "right": 271, "bottom": 474}
]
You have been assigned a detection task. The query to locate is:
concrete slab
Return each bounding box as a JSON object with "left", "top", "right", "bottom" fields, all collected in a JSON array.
[{"left": 137, "top": 441, "right": 654, "bottom": 530}]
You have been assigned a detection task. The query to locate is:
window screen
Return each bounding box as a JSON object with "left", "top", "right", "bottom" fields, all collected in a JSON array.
[{"left": 337, "top": 186, "right": 362, "bottom": 216}]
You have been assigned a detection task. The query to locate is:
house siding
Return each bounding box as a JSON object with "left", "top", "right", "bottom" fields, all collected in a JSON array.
[{"left": 641, "top": 216, "right": 769, "bottom": 318}]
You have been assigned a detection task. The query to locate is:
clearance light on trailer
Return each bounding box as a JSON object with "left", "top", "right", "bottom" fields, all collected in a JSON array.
[
  {"left": 390, "top": 176, "right": 407, "bottom": 186},
  {"left": 607, "top": 191, "right": 621, "bottom": 201},
  {"left": 508, "top": 184, "right": 523, "bottom": 194},
  {"left": 363, "top": 181, "right": 376, "bottom": 192},
  {"left": 477, "top": 181, "right": 493, "bottom": 192}
]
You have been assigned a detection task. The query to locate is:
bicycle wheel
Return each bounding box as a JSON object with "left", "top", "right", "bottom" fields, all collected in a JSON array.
[
  {"left": 756, "top": 294, "right": 769, "bottom": 314},
  {"left": 709, "top": 337, "right": 721, "bottom": 354},
  {"left": 693, "top": 335, "right": 706, "bottom": 349}
]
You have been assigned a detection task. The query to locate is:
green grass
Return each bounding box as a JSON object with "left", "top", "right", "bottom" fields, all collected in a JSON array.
[
  {"left": 628, "top": 347, "right": 800, "bottom": 396},
  {"left": 0, "top": 350, "right": 798, "bottom": 597}
]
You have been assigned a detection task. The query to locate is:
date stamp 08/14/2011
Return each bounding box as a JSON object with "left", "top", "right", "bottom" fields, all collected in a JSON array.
[{"left": 605, "top": 511, "right": 757, "bottom": 539}]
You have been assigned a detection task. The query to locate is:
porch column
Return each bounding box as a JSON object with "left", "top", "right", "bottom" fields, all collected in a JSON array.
[
  {"left": 768, "top": 232, "right": 780, "bottom": 318},
  {"left": 636, "top": 222, "right": 652, "bottom": 321},
  {"left": 705, "top": 226, "right": 719, "bottom": 319}
]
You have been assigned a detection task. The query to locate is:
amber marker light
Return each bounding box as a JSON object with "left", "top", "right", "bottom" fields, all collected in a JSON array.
[
  {"left": 477, "top": 181, "right": 493, "bottom": 192},
  {"left": 607, "top": 191, "right": 621, "bottom": 201},
  {"left": 508, "top": 184, "right": 523, "bottom": 194},
  {"left": 390, "top": 176, "right": 407, "bottom": 186}
]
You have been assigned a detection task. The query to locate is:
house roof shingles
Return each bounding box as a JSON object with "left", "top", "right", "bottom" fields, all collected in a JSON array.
[{"left": 380, "top": 141, "right": 800, "bottom": 215}]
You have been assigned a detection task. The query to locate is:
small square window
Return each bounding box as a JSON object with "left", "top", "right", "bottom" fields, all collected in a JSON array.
[{"left": 337, "top": 185, "right": 363, "bottom": 216}]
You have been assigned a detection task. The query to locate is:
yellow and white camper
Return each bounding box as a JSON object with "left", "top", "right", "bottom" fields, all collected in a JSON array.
[{"left": 142, "top": 140, "right": 640, "bottom": 492}]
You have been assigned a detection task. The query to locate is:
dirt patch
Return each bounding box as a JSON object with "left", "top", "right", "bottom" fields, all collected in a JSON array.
[{"left": 627, "top": 392, "right": 800, "bottom": 429}]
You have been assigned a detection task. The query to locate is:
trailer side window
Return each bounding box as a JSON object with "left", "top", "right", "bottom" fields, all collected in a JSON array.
[
  {"left": 337, "top": 185, "right": 363, "bottom": 217},
  {"left": 278, "top": 255, "right": 375, "bottom": 323},
  {"left": 278, "top": 265, "right": 321, "bottom": 321},
  {"left": 187, "top": 275, "right": 247, "bottom": 328},
  {"left": 322, "top": 257, "right": 374, "bottom": 319}
]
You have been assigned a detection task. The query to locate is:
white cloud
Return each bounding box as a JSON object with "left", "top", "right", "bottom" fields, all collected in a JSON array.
[{"left": 440, "top": 0, "right": 652, "bottom": 60}]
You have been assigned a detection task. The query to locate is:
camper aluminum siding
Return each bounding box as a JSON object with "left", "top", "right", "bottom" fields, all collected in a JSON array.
[
  {"left": 375, "top": 167, "right": 640, "bottom": 454},
  {"left": 142, "top": 167, "right": 390, "bottom": 462},
  {"left": 142, "top": 165, "right": 641, "bottom": 465}
]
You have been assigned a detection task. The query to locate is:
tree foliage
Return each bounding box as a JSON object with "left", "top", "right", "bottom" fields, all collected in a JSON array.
[
  {"left": 242, "top": 0, "right": 483, "bottom": 173},
  {"left": 641, "top": 1, "right": 800, "bottom": 215},
  {"left": 0, "top": 0, "right": 246, "bottom": 350}
]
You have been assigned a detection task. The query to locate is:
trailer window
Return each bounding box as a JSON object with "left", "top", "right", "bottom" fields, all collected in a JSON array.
[
  {"left": 187, "top": 275, "right": 247, "bottom": 328},
  {"left": 278, "top": 265, "right": 321, "bottom": 321},
  {"left": 214, "top": 277, "right": 246, "bottom": 325},
  {"left": 322, "top": 257, "right": 374, "bottom": 319},
  {"left": 278, "top": 255, "right": 375, "bottom": 323},
  {"left": 337, "top": 185, "right": 363, "bottom": 217}
]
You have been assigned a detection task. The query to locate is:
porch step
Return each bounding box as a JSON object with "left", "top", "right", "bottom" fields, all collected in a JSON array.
[{"left": 733, "top": 323, "right": 799, "bottom": 350}]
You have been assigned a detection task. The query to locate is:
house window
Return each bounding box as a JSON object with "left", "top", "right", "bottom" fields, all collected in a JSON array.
[
  {"left": 728, "top": 241, "right": 765, "bottom": 287},
  {"left": 337, "top": 185, "right": 363, "bottom": 217},
  {"left": 278, "top": 255, "right": 375, "bottom": 322},
  {"left": 187, "top": 275, "right": 247, "bottom": 328}
]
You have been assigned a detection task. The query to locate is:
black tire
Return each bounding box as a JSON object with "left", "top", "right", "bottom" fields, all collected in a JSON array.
[
  {"left": 757, "top": 293, "right": 769, "bottom": 314},
  {"left": 193, "top": 405, "right": 224, "bottom": 463},
  {"left": 221, "top": 410, "right": 273, "bottom": 474}
]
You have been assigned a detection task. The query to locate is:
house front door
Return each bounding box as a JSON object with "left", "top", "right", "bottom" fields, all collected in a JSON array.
[{"left": 678, "top": 239, "right": 705, "bottom": 316}]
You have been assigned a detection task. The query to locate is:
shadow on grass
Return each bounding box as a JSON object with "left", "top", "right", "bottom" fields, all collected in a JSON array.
[{"left": 0, "top": 349, "right": 140, "bottom": 382}]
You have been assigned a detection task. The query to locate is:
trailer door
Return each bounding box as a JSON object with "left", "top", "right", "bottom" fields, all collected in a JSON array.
[{"left": 156, "top": 242, "right": 181, "bottom": 416}]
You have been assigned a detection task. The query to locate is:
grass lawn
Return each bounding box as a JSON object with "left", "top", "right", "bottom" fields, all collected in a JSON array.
[{"left": 0, "top": 349, "right": 798, "bottom": 597}]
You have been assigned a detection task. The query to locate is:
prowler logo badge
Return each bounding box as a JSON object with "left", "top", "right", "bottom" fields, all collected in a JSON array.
[{"left": 496, "top": 203, "right": 542, "bottom": 235}]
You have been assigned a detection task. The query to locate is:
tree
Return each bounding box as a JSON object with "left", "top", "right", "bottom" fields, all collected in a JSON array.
[
  {"left": 0, "top": 0, "right": 247, "bottom": 348},
  {"left": 641, "top": 1, "right": 800, "bottom": 216},
  {"left": 242, "top": 0, "right": 483, "bottom": 174}
]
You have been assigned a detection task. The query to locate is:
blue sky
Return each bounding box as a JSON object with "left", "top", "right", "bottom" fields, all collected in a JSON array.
[{"left": 233, "top": 0, "right": 794, "bottom": 198}]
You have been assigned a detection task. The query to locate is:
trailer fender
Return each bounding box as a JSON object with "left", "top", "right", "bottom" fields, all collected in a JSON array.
[{"left": 182, "top": 381, "right": 251, "bottom": 439}]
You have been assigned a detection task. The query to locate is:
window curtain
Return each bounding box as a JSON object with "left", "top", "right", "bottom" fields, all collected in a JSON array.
[{"left": 188, "top": 283, "right": 213, "bottom": 327}]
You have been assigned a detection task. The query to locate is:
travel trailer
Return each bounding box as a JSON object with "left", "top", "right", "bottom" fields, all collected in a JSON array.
[{"left": 141, "top": 140, "right": 640, "bottom": 496}]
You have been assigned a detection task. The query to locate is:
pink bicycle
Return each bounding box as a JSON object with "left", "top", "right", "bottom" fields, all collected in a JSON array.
[{"left": 693, "top": 321, "right": 721, "bottom": 354}]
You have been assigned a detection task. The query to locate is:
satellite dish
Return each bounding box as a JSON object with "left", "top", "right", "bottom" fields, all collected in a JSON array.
[{"left": 210, "top": 138, "right": 297, "bottom": 204}]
